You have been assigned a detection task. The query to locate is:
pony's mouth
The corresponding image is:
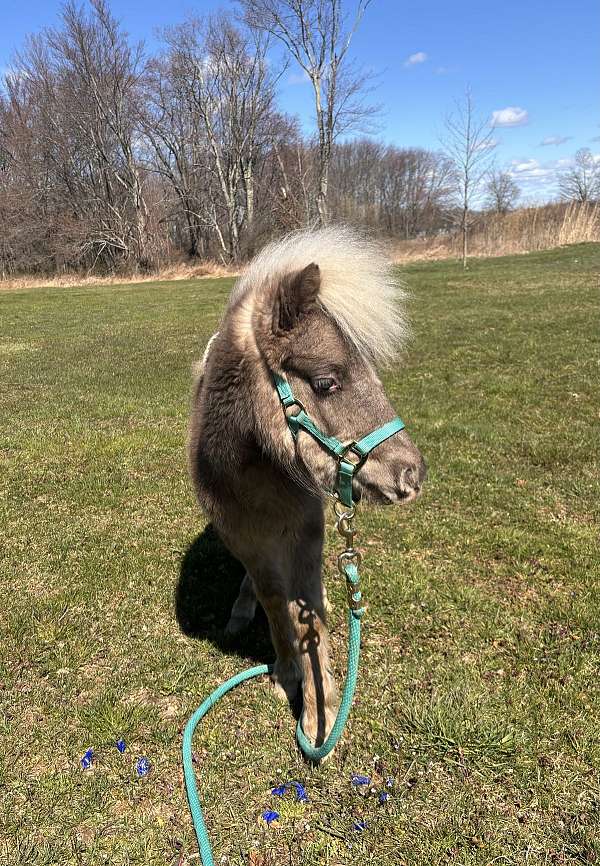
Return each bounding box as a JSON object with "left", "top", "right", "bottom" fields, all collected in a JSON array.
[{"left": 352, "top": 477, "right": 423, "bottom": 506}]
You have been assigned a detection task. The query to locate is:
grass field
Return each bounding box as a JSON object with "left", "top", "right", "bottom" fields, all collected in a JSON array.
[{"left": 1, "top": 244, "right": 599, "bottom": 865}]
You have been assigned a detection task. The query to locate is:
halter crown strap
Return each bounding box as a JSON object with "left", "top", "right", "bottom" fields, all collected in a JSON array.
[{"left": 272, "top": 372, "right": 405, "bottom": 508}]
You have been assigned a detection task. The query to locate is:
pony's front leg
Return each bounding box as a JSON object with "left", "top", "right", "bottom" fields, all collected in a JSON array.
[
  {"left": 293, "top": 592, "right": 338, "bottom": 749},
  {"left": 248, "top": 520, "right": 338, "bottom": 745},
  {"left": 253, "top": 571, "right": 338, "bottom": 745},
  {"left": 290, "top": 514, "right": 338, "bottom": 749},
  {"left": 249, "top": 577, "right": 303, "bottom": 702}
]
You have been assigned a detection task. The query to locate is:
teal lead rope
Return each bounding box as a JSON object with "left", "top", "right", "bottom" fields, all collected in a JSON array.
[
  {"left": 295, "top": 562, "right": 365, "bottom": 762},
  {"left": 182, "top": 663, "right": 272, "bottom": 866},
  {"left": 182, "top": 557, "right": 365, "bottom": 865},
  {"left": 182, "top": 370, "right": 403, "bottom": 863}
]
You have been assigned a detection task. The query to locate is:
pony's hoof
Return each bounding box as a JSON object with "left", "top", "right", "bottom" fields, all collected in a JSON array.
[{"left": 300, "top": 703, "right": 338, "bottom": 759}]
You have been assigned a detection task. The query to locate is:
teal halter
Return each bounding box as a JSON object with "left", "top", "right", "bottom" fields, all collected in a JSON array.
[{"left": 272, "top": 372, "right": 405, "bottom": 508}]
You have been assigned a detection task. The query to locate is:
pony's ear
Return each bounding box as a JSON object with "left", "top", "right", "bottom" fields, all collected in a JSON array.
[{"left": 274, "top": 263, "right": 321, "bottom": 332}]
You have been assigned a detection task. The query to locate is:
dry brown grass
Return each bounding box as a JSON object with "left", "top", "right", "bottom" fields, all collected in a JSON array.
[
  {"left": 0, "top": 259, "right": 237, "bottom": 291},
  {"left": 390, "top": 202, "right": 600, "bottom": 263}
]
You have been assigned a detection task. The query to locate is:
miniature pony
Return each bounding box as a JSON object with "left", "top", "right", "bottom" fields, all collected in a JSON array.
[{"left": 188, "top": 227, "right": 425, "bottom": 747}]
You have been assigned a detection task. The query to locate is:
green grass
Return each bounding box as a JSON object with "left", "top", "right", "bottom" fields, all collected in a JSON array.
[{"left": 1, "top": 244, "right": 599, "bottom": 865}]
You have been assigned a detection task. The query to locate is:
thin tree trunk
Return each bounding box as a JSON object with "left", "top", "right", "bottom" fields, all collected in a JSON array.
[
  {"left": 462, "top": 200, "right": 468, "bottom": 269},
  {"left": 317, "top": 167, "right": 329, "bottom": 226},
  {"left": 241, "top": 157, "right": 255, "bottom": 255}
]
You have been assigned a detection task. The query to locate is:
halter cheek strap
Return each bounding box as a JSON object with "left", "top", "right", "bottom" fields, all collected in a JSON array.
[{"left": 272, "top": 372, "right": 405, "bottom": 508}]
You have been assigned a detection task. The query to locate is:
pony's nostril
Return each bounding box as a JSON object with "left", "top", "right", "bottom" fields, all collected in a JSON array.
[
  {"left": 404, "top": 467, "right": 418, "bottom": 489},
  {"left": 403, "top": 462, "right": 426, "bottom": 491}
]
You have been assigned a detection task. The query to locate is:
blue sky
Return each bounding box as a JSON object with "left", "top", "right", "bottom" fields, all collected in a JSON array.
[{"left": 2, "top": 0, "right": 599, "bottom": 201}]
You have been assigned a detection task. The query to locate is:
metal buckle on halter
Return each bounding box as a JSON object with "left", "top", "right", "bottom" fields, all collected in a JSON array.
[
  {"left": 282, "top": 397, "right": 305, "bottom": 418},
  {"left": 335, "top": 513, "right": 356, "bottom": 549},
  {"left": 337, "top": 441, "right": 366, "bottom": 469},
  {"left": 331, "top": 476, "right": 365, "bottom": 612},
  {"left": 333, "top": 497, "right": 355, "bottom": 519},
  {"left": 334, "top": 502, "right": 362, "bottom": 589},
  {"left": 282, "top": 399, "right": 306, "bottom": 439}
]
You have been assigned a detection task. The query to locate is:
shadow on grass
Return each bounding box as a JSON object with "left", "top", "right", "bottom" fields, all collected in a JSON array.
[{"left": 175, "top": 523, "right": 273, "bottom": 664}]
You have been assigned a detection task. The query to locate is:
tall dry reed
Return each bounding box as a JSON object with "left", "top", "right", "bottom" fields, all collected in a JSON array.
[{"left": 391, "top": 202, "right": 600, "bottom": 263}]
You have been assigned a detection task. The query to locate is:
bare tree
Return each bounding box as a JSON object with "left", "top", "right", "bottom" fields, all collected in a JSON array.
[
  {"left": 441, "top": 90, "right": 496, "bottom": 268},
  {"left": 151, "top": 15, "right": 279, "bottom": 262},
  {"left": 268, "top": 114, "right": 315, "bottom": 229},
  {"left": 328, "top": 140, "right": 453, "bottom": 237},
  {"left": 485, "top": 169, "right": 520, "bottom": 214},
  {"left": 239, "top": 0, "right": 375, "bottom": 225},
  {"left": 4, "top": 0, "right": 156, "bottom": 272},
  {"left": 558, "top": 148, "right": 600, "bottom": 203},
  {"left": 51, "top": 0, "right": 154, "bottom": 268},
  {"left": 141, "top": 52, "right": 210, "bottom": 260}
]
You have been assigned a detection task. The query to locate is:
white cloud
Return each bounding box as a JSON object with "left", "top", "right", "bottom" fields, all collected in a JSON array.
[
  {"left": 539, "top": 135, "right": 572, "bottom": 146},
  {"left": 506, "top": 150, "right": 600, "bottom": 201},
  {"left": 404, "top": 52, "right": 427, "bottom": 67},
  {"left": 508, "top": 158, "right": 555, "bottom": 200},
  {"left": 476, "top": 138, "right": 499, "bottom": 151},
  {"left": 491, "top": 106, "right": 529, "bottom": 128},
  {"left": 510, "top": 158, "right": 550, "bottom": 177},
  {"left": 287, "top": 69, "right": 310, "bottom": 85}
]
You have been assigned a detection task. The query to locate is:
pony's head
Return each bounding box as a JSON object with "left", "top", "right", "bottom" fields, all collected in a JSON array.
[{"left": 226, "top": 227, "right": 426, "bottom": 506}]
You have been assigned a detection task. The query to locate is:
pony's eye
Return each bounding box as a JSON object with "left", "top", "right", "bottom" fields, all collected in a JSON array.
[{"left": 313, "top": 377, "right": 339, "bottom": 393}]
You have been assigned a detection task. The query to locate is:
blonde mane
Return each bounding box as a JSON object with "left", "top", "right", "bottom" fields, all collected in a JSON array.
[{"left": 230, "top": 226, "right": 408, "bottom": 366}]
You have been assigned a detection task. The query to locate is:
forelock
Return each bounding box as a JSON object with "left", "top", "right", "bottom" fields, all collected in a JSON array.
[{"left": 229, "top": 226, "right": 409, "bottom": 366}]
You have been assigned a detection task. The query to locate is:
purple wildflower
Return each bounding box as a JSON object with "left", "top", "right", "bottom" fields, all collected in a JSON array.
[
  {"left": 378, "top": 791, "right": 390, "bottom": 804},
  {"left": 291, "top": 781, "right": 309, "bottom": 803},
  {"left": 262, "top": 810, "right": 279, "bottom": 825},
  {"left": 80, "top": 748, "right": 94, "bottom": 770},
  {"left": 271, "top": 784, "right": 288, "bottom": 797},
  {"left": 351, "top": 773, "right": 371, "bottom": 786},
  {"left": 116, "top": 738, "right": 126, "bottom": 754},
  {"left": 353, "top": 819, "right": 368, "bottom": 831},
  {"left": 135, "top": 756, "right": 151, "bottom": 777}
]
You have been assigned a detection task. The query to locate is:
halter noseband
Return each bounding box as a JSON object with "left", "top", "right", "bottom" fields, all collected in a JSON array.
[{"left": 273, "top": 372, "right": 405, "bottom": 508}]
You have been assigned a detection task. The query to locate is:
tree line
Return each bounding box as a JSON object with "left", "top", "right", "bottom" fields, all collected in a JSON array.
[{"left": 0, "top": 0, "right": 596, "bottom": 278}]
